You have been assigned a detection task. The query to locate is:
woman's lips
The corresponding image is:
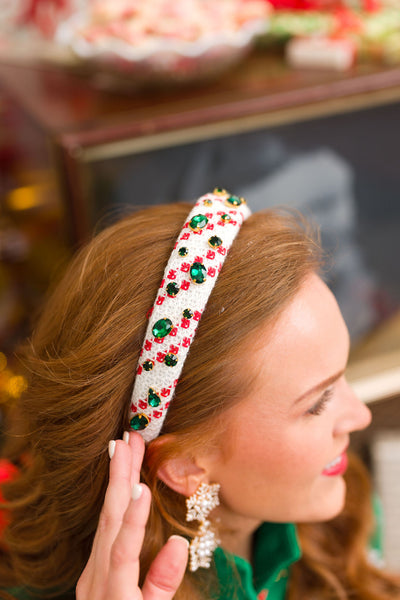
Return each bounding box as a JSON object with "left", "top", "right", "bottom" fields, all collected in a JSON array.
[{"left": 322, "top": 452, "right": 348, "bottom": 476}]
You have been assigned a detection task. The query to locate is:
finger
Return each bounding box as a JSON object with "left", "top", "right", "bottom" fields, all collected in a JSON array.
[
  {"left": 126, "top": 431, "right": 145, "bottom": 488},
  {"left": 99, "top": 439, "right": 133, "bottom": 537},
  {"left": 87, "top": 440, "right": 134, "bottom": 582},
  {"left": 142, "top": 536, "right": 189, "bottom": 600},
  {"left": 107, "top": 482, "right": 152, "bottom": 595}
]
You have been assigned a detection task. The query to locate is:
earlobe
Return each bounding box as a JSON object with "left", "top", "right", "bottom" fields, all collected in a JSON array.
[{"left": 156, "top": 455, "right": 207, "bottom": 498}]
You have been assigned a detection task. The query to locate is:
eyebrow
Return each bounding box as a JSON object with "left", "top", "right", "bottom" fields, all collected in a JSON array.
[{"left": 294, "top": 369, "right": 345, "bottom": 405}]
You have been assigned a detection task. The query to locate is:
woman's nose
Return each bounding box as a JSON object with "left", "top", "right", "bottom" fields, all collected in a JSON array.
[{"left": 334, "top": 378, "right": 372, "bottom": 436}]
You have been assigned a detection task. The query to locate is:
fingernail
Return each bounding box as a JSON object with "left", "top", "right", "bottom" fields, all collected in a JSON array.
[
  {"left": 108, "top": 440, "right": 116, "bottom": 459},
  {"left": 169, "top": 535, "right": 190, "bottom": 549},
  {"left": 132, "top": 483, "right": 143, "bottom": 501},
  {"left": 123, "top": 431, "right": 130, "bottom": 444}
]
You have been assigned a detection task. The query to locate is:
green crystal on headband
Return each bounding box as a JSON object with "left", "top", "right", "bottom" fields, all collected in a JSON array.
[
  {"left": 152, "top": 318, "right": 173, "bottom": 338},
  {"left": 214, "top": 187, "right": 228, "bottom": 196},
  {"left": 166, "top": 282, "right": 179, "bottom": 297},
  {"left": 190, "top": 262, "right": 207, "bottom": 284},
  {"left": 178, "top": 247, "right": 188, "bottom": 256},
  {"left": 143, "top": 360, "right": 154, "bottom": 371},
  {"left": 189, "top": 214, "right": 208, "bottom": 231},
  {"left": 148, "top": 388, "right": 161, "bottom": 407},
  {"left": 226, "top": 195, "right": 244, "bottom": 207},
  {"left": 221, "top": 214, "right": 231, "bottom": 222},
  {"left": 208, "top": 235, "right": 222, "bottom": 248},
  {"left": 164, "top": 353, "right": 178, "bottom": 367},
  {"left": 130, "top": 413, "right": 149, "bottom": 431},
  {"left": 183, "top": 308, "right": 193, "bottom": 319}
]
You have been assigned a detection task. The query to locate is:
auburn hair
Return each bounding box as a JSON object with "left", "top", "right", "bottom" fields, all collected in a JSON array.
[{"left": 0, "top": 203, "right": 399, "bottom": 599}]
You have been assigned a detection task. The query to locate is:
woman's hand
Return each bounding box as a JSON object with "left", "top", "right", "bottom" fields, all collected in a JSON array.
[{"left": 76, "top": 432, "right": 188, "bottom": 600}]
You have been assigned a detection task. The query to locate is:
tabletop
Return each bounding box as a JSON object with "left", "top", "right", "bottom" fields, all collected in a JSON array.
[{"left": 1, "top": 49, "right": 400, "bottom": 159}]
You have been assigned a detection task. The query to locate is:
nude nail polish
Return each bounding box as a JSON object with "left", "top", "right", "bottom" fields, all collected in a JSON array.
[
  {"left": 169, "top": 535, "right": 190, "bottom": 548},
  {"left": 132, "top": 483, "right": 142, "bottom": 501},
  {"left": 108, "top": 440, "right": 116, "bottom": 459}
]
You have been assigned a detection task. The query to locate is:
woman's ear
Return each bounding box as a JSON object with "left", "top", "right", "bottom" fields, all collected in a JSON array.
[
  {"left": 156, "top": 454, "right": 207, "bottom": 498},
  {"left": 148, "top": 436, "right": 208, "bottom": 497}
]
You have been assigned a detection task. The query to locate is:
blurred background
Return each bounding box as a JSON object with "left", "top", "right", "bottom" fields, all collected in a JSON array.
[{"left": 1, "top": 0, "right": 400, "bottom": 569}]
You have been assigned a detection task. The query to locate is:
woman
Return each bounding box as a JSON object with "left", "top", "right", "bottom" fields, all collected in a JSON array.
[{"left": 1, "top": 191, "right": 399, "bottom": 600}]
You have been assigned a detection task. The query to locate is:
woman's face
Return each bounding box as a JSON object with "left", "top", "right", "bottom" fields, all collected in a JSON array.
[{"left": 206, "top": 273, "right": 371, "bottom": 530}]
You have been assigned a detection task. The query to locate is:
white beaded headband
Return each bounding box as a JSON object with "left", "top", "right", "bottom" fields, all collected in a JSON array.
[{"left": 129, "top": 189, "right": 251, "bottom": 442}]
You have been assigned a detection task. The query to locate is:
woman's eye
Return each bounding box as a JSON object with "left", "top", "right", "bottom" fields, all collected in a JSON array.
[{"left": 306, "top": 387, "right": 334, "bottom": 416}]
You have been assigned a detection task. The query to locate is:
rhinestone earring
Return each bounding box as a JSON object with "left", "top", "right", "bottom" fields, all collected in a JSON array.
[{"left": 186, "top": 482, "right": 220, "bottom": 571}]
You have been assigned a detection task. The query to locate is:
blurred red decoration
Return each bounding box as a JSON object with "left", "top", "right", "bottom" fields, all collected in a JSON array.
[
  {"left": 0, "top": 460, "right": 19, "bottom": 540},
  {"left": 267, "top": 0, "right": 381, "bottom": 10},
  {"left": 18, "top": 0, "right": 71, "bottom": 37},
  {"left": 267, "top": 0, "right": 339, "bottom": 9}
]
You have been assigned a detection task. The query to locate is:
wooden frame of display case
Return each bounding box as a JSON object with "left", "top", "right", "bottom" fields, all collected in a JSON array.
[{"left": 2, "top": 49, "right": 400, "bottom": 241}]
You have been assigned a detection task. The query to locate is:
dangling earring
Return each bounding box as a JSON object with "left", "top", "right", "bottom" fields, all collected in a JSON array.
[{"left": 186, "top": 482, "right": 220, "bottom": 571}]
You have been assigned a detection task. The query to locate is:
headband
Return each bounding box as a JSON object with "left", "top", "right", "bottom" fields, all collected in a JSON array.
[{"left": 129, "top": 189, "right": 251, "bottom": 442}]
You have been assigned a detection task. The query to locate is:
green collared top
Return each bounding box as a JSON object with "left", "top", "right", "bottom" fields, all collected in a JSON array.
[{"left": 213, "top": 522, "right": 302, "bottom": 600}]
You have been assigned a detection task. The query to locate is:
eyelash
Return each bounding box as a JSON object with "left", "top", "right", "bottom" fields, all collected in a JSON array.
[{"left": 306, "top": 387, "right": 334, "bottom": 416}]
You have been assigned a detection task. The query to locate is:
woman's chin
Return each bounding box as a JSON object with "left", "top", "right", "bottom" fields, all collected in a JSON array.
[
  {"left": 295, "top": 477, "right": 347, "bottom": 523},
  {"left": 314, "top": 477, "right": 347, "bottom": 522}
]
